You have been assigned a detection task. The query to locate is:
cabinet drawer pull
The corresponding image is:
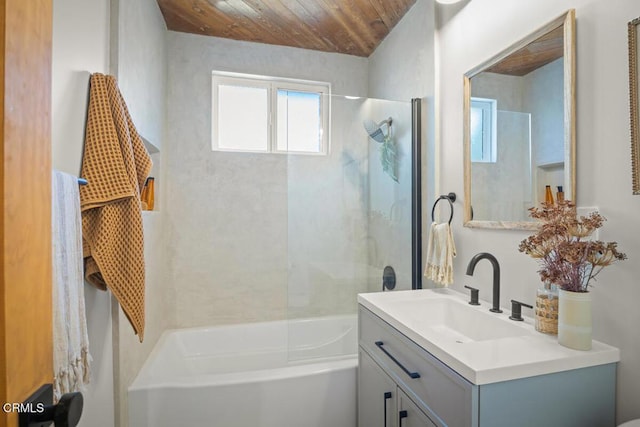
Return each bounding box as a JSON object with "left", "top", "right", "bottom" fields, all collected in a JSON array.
[
  {"left": 375, "top": 341, "right": 421, "bottom": 379},
  {"left": 399, "top": 410, "right": 408, "bottom": 426},
  {"left": 383, "top": 392, "right": 392, "bottom": 427}
]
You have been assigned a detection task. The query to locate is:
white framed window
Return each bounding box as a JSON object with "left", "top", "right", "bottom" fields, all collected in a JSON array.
[
  {"left": 212, "top": 72, "right": 330, "bottom": 155},
  {"left": 470, "top": 97, "right": 497, "bottom": 163}
]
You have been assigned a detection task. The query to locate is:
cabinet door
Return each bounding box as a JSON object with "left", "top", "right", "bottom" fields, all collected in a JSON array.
[
  {"left": 359, "top": 349, "right": 397, "bottom": 427},
  {"left": 398, "top": 389, "right": 437, "bottom": 427},
  {"left": 360, "top": 306, "right": 476, "bottom": 426}
]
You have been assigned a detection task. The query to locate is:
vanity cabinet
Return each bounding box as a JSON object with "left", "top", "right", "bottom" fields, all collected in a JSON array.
[
  {"left": 359, "top": 349, "right": 436, "bottom": 427},
  {"left": 358, "top": 305, "right": 617, "bottom": 427}
]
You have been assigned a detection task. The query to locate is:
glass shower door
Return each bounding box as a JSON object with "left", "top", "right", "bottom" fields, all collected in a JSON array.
[{"left": 285, "top": 94, "right": 413, "bottom": 362}]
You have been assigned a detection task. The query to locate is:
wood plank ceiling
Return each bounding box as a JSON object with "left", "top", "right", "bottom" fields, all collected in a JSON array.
[
  {"left": 485, "top": 26, "right": 564, "bottom": 76},
  {"left": 156, "top": 0, "right": 417, "bottom": 57}
]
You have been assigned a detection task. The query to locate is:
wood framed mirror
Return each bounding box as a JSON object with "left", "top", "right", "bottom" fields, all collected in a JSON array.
[
  {"left": 628, "top": 16, "right": 640, "bottom": 195},
  {"left": 463, "top": 10, "right": 576, "bottom": 230}
]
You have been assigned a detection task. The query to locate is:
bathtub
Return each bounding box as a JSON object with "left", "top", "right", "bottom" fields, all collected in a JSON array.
[{"left": 128, "top": 315, "right": 358, "bottom": 427}]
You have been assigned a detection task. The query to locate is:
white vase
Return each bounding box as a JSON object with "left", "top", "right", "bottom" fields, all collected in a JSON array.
[{"left": 558, "top": 289, "right": 592, "bottom": 350}]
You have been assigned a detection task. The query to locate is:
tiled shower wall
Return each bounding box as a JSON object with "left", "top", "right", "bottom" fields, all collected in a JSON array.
[{"left": 165, "top": 32, "right": 370, "bottom": 327}]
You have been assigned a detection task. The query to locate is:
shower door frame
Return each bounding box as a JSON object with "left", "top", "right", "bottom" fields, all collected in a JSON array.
[{"left": 411, "top": 98, "right": 422, "bottom": 289}]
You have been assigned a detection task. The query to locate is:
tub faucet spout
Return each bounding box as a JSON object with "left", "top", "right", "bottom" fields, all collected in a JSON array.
[{"left": 465, "top": 252, "right": 502, "bottom": 313}]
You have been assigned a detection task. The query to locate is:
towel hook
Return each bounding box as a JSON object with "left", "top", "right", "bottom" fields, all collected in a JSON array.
[{"left": 431, "top": 192, "right": 456, "bottom": 224}]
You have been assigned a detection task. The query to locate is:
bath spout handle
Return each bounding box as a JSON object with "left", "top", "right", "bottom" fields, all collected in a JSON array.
[{"left": 375, "top": 341, "right": 420, "bottom": 379}]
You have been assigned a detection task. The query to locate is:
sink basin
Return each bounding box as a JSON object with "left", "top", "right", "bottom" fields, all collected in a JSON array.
[
  {"left": 358, "top": 288, "right": 620, "bottom": 385},
  {"left": 397, "top": 298, "right": 529, "bottom": 343}
]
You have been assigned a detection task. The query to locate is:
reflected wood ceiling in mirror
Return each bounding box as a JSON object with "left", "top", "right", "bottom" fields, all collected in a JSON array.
[
  {"left": 485, "top": 26, "right": 564, "bottom": 76},
  {"left": 156, "top": 0, "right": 417, "bottom": 57}
]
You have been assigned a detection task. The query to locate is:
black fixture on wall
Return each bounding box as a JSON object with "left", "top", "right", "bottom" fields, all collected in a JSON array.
[
  {"left": 382, "top": 266, "right": 396, "bottom": 291},
  {"left": 411, "top": 98, "right": 422, "bottom": 289}
]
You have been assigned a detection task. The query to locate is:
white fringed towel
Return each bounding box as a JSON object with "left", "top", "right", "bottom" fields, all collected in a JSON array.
[
  {"left": 424, "top": 222, "right": 456, "bottom": 286},
  {"left": 52, "top": 171, "right": 92, "bottom": 401}
]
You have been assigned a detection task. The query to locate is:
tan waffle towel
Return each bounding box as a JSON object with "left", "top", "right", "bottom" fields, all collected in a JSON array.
[{"left": 80, "top": 73, "right": 151, "bottom": 342}]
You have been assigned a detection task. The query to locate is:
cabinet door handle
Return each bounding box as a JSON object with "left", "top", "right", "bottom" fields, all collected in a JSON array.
[
  {"left": 375, "top": 341, "right": 421, "bottom": 379},
  {"left": 399, "top": 409, "right": 408, "bottom": 426},
  {"left": 383, "top": 392, "right": 392, "bottom": 427}
]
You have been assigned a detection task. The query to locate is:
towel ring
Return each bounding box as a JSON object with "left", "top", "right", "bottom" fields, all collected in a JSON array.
[{"left": 431, "top": 192, "right": 456, "bottom": 224}]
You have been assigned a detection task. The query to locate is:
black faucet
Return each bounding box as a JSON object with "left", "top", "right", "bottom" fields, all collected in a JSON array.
[{"left": 465, "top": 253, "right": 502, "bottom": 313}]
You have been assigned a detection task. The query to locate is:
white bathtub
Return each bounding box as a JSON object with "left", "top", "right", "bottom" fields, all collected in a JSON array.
[{"left": 128, "top": 315, "right": 358, "bottom": 427}]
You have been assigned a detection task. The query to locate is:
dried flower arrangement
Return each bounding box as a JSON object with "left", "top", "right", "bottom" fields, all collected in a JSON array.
[{"left": 518, "top": 200, "right": 627, "bottom": 293}]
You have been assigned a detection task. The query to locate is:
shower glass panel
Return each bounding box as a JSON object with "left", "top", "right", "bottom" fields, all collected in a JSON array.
[
  {"left": 286, "top": 94, "right": 413, "bottom": 362},
  {"left": 471, "top": 110, "right": 532, "bottom": 222}
]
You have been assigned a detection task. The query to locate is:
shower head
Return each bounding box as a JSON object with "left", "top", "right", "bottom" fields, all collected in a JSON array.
[{"left": 364, "top": 117, "right": 392, "bottom": 143}]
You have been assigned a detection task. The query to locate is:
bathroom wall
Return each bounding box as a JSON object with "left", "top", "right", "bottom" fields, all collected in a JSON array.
[
  {"left": 437, "top": 0, "right": 640, "bottom": 422},
  {"left": 471, "top": 72, "right": 524, "bottom": 110},
  {"left": 165, "top": 32, "right": 369, "bottom": 327},
  {"left": 525, "top": 58, "right": 564, "bottom": 168},
  {"left": 524, "top": 58, "right": 565, "bottom": 203},
  {"left": 113, "top": 0, "right": 166, "bottom": 153},
  {"left": 367, "top": 0, "right": 437, "bottom": 288},
  {"left": 368, "top": 0, "right": 436, "bottom": 102},
  {"left": 470, "top": 72, "right": 530, "bottom": 221},
  {"left": 110, "top": 1, "right": 170, "bottom": 426},
  {"left": 472, "top": 110, "right": 532, "bottom": 221},
  {"left": 53, "top": 0, "right": 169, "bottom": 426},
  {"left": 51, "top": 1, "right": 113, "bottom": 426}
]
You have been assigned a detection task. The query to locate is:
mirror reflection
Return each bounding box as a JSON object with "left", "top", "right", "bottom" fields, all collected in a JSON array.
[{"left": 464, "top": 10, "right": 575, "bottom": 229}]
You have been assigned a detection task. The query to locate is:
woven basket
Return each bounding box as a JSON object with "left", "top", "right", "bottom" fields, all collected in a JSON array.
[{"left": 535, "top": 293, "right": 559, "bottom": 335}]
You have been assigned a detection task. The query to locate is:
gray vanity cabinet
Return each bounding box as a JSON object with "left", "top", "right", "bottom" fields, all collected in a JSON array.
[
  {"left": 359, "top": 306, "right": 475, "bottom": 427},
  {"left": 358, "top": 305, "right": 617, "bottom": 427},
  {"left": 359, "top": 349, "right": 436, "bottom": 427}
]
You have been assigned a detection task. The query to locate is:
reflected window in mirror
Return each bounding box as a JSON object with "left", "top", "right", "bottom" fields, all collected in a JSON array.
[{"left": 470, "top": 98, "right": 497, "bottom": 163}]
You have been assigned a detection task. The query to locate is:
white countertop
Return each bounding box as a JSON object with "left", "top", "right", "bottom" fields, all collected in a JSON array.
[{"left": 358, "top": 288, "right": 620, "bottom": 385}]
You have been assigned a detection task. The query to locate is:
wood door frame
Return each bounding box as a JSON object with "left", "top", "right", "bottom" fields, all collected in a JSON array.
[{"left": 0, "top": 1, "right": 53, "bottom": 426}]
